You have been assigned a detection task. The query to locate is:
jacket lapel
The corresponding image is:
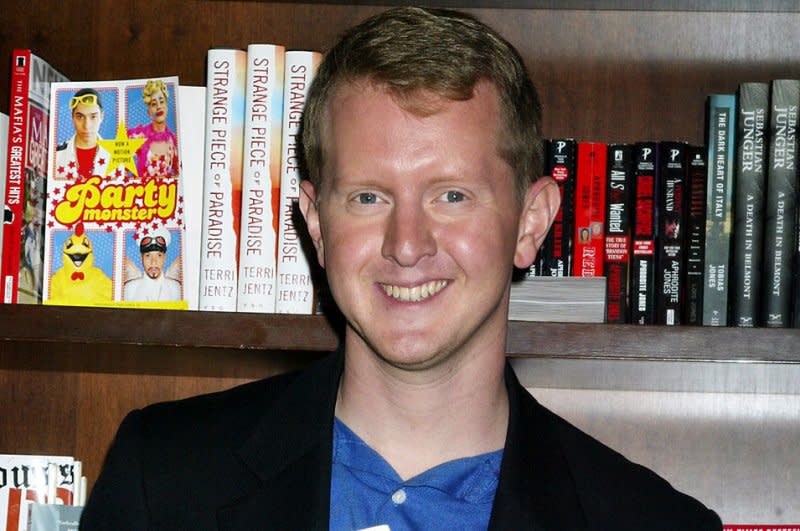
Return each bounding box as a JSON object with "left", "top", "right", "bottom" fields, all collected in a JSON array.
[
  {"left": 489, "top": 364, "right": 588, "bottom": 530},
  {"left": 217, "top": 352, "right": 343, "bottom": 530}
]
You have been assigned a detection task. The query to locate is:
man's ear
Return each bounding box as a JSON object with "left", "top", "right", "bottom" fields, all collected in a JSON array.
[
  {"left": 514, "top": 176, "right": 560, "bottom": 269},
  {"left": 299, "top": 180, "right": 325, "bottom": 268}
]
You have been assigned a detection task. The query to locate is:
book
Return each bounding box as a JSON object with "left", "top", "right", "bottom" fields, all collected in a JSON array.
[
  {"left": 684, "top": 145, "right": 708, "bottom": 325},
  {"left": 199, "top": 48, "right": 247, "bottom": 311},
  {"left": 702, "top": 94, "right": 737, "bottom": 327},
  {"left": 0, "top": 111, "right": 8, "bottom": 276},
  {"left": 0, "top": 454, "right": 75, "bottom": 531},
  {"left": 43, "top": 77, "right": 187, "bottom": 309},
  {"left": 237, "top": 44, "right": 285, "bottom": 312},
  {"left": 731, "top": 82, "right": 769, "bottom": 327},
  {"left": 275, "top": 50, "right": 322, "bottom": 314},
  {"left": 28, "top": 503, "right": 84, "bottom": 531},
  {"left": 178, "top": 85, "right": 207, "bottom": 311},
  {"left": 629, "top": 142, "right": 658, "bottom": 325},
  {"left": 603, "top": 143, "right": 633, "bottom": 323},
  {"left": 572, "top": 142, "right": 606, "bottom": 277},
  {"left": 2, "top": 50, "right": 68, "bottom": 304},
  {"left": 655, "top": 141, "right": 687, "bottom": 326},
  {"left": 509, "top": 275, "right": 606, "bottom": 323},
  {"left": 540, "top": 138, "right": 577, "bottom": 277},
  {"left": 762, "top": 79, "right": 799, "bottom": 327}
]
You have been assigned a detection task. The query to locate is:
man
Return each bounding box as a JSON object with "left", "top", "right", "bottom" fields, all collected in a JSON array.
[
  {"left": 55, "top": 88, "right": 110, "bottom": 181},
  {"left": 81, "top": 7, "right": 721, "bottom": 530},
  {"left": 123, "top": 228, "right": 182, "bottom": 302}
]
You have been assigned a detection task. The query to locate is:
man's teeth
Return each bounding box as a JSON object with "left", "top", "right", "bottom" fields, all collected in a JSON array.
[{"left": 382, "top": 280, "right": 448, "bottom": 302}]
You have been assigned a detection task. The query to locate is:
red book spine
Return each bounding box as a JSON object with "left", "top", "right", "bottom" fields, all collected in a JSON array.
[
  {"left": 572, "top": 143, "right": 607, "bottom": 277},
  {"left": 2, "top": 50, "right": 33, "bottom": 303}
]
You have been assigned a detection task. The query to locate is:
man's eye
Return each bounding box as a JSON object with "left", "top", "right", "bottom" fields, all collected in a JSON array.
[
  {"left": 356, "top": 192, "right": 378, "bottom": 204},
  {"left": 443, "top": 191, "right": 465, "bottom": 203}
]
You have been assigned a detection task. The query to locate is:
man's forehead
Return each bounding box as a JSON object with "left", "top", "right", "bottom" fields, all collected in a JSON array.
[{"left": 74, "top": 104, "right": 101, "bottom": 115}]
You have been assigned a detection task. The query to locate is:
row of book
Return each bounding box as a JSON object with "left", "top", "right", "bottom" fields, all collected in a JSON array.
[
  {"left": 529, "top": 80, "right": 800, "bottom": 327},
  {"left": 0, "top": 454, "right": 86, "bottom": 531},
  {"left": 0, "top": 46, "right": 322, "bottom": 314}
]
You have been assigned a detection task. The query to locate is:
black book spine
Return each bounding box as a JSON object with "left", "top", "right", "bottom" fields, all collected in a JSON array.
[
  {"left": 541, "top": 139, "right": 577, "bottom": 277},
  {"left": 762, "top": 80, "right": 799, "bottom": 327},
  {"left": 731, "top": 82, "right": 769, "bottom": 327},
  {"left": 604, "top": 144, "right": 633, "bottom": 324},
  {"left": 630, "top": 142, "right": 658, "bottom": 325},
  {"left": 656, "top": 141, "right": 688, "bottom": 325},
  {"left": 702, "top": 94, "right": 736, "bottom": 327},
  {"left": 684, "top": 145, "right": 707, "bottom": 326}
]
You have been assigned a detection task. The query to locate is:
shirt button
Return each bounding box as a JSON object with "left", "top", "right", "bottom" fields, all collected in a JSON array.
[{"left": 391, "top": 488, "right": 407, "bottom": 505}]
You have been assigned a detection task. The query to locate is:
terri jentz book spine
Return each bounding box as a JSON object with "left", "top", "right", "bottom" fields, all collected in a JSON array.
[
  {"left": 702, "top": 94, "right": 736, "bottom": 327},
  {"left": 540, "top": 138, "right": 577, "bottom": 277},
  {"left": 603, "top": 144, "right": 633, "bottom": 324},
  {"left": 237, "top": 44, "right": 285, "bottom": 313},
  {"left": 199, "top": 49, "right": 247, "bottom": 311},
  {"left": 731, "top": 82, "right": 768, "bottom": 327},
  {"left": 572, "top": 143, "right": 606, "bottom": 278},
  {"left": 630, "top": 142, "right": 658, "bottom": 325},
  {"left": 656, "top": 141, "right": 687, "bottom": 326},
  {"left": 684, "top": 145, "right": 707, "bottom": 325},
  {"left": 762, "top": 79, "right": 799, "bottom": 327},
  {"left": 275, "top": 51, "right": 322, "bottom": 314}
]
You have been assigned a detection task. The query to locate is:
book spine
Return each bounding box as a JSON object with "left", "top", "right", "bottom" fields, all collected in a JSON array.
[
  {"left": 541, "top": 138, "right": 576, "bottom": 277},
  {"left": 603, "top": 143, "right": 632, "bottom": 323},
  {"left": 0, "top": 112, "right": 7, "bottom": 276},
  {"left": 275, "top": 51, "right": 322, "bottom": 314},
  {"left": 236, "top": 44, "right": 285, "bottom": 312},
  {"left": 199, "top": 49, "right": 247, "bottom": 311},
  {"left": 2, "top": 50, "right": 33, "bottom": 303},
  {"left": 684, "top": 145, "right": 707, "bottom": 325},
  {"left": 572, "top": 143, "right": 606, "bottom": 277},
  {"left": 629, "top": 142, "right": 658, "bottom": 325},
  {"left": 655, "top": 141, "right": 687, "bottom": 325},
  {"left": 731, "top": 82, "right": 769, "bottom": 327},
  {"left": 702, "top": 94, "right": 737, "bottom": 326},
  {"left": 762, "top": 79, "right": 799, "bottom": 327}
]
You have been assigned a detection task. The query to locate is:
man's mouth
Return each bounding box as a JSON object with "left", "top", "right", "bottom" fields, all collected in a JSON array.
[{"left": 381, "top": 280, "right": 448, "bottom": 302}]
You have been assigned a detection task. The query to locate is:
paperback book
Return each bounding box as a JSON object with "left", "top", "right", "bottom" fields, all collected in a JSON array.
[
  {"left": 572, "top": 142, "right": 606, "bottom": 277},
  {"left": 603, "top": 143, "right": 633, "bottom": 324},
  {"left": 684, "top": 145, "right": 707, "bottom": 325},
  {"left": 0, "top": 454, "right": 76, "bottom": 531},
  {"left": 43, "top": 77, "right": 187, "bottom": 308},
  {"left": 540, "top": 138, "right": 577, "bottom": 277},
  {"left": 2, "top": 50, "right": 68, "bottom": 304},
  {"left": 629, "top": 142, "right": 658, "bottom": 325}
]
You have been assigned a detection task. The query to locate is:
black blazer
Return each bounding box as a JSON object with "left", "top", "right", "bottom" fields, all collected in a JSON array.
[{"left": 81, "top": 352, "right": 722, "bottom": 530}]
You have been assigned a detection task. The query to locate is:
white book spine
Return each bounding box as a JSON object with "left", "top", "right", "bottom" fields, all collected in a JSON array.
[
  {"left": 199, "top": 49, "right": 247, "bottom": 311},
  {"left": 275, "top": 51, "right": 322, "bottom": 314},
  {"left": 237, "top": 44, "right": 285, "bottom": 312},
  {"left": 178, "top": 85, "right": 207, "bottom": 311}
]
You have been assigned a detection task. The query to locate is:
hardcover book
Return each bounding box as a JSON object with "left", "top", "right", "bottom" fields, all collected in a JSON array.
[
  {"left": 655, "top": 141, "right": 687, "bottom": 326},
  {"left": 237, "top": 44, "right": 285, "bottom": 312},
  {"left": 702, "top": 94, "right": 737, "bottom": 327},
  {"left": 199, "top": 48, "right": 247, "bottom": 311},
  {"left": 572, "top": 142, "right": 606, "bottom": 277},
  {"left": 0, "top": 111, "right": 8, "bottom": 275},
  {"left": 540, "top": 138, "right": 577, "bottom": 277},
  {"left": 603, "top": 143, "right": 633, "bottom": 324},
  {"left": 275, "top": 50, "right": 323, "bottom": 314},
  {"left": 43, "top": 77, "right": 187, "bottom": 308},
  {"left": 684, "top": 145, "right": 707, "bottom": 325},
  {"left": 2, "top": 50, "right": 68, "bottom": 304},
  {"left": 762, "top": 79, "right": 799, "bottom": 327},
  {"left": 629, "top": 142, "right": 658, "bottom": 325},
  {"left": 0, "top": 454, "right": 75, "bottom": 531},
  {"left": 731, "top": 82, "right": 768, "bottom": 327}
]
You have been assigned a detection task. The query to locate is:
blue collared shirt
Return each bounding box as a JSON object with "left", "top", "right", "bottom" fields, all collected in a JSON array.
[{"left": 330, "top": 418, "right": 502, "bottom": 531}]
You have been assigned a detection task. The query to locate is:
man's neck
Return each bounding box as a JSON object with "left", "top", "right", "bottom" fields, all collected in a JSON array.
[{"left": 335, "top": 336, "right": 509, "bottom": 481}]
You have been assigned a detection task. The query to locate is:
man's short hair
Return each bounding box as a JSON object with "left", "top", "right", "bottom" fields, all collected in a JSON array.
[{"left": 301, "top": 6, "right": 543, "bottom": 202}]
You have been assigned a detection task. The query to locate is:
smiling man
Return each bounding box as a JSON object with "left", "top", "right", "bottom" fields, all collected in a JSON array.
[{"left": 82, "top": 7, "right": 721, "bottom": 530}]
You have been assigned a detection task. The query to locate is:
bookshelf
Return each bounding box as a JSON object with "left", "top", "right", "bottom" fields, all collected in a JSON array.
[{"left": 1, "top": 0, "right": 799, "bottom": 523}]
